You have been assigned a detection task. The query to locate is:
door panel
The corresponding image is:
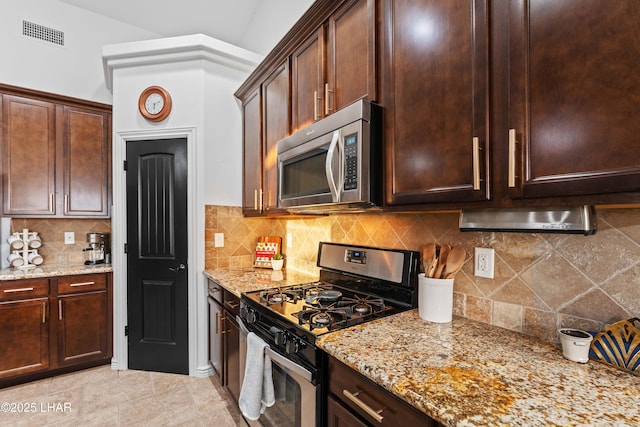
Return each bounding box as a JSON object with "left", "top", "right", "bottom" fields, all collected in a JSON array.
[{"left": 126, "top": 138, "right": 188, "bottom": 374}]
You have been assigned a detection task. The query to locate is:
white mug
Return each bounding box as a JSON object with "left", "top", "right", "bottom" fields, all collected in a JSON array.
[
  {"left": 7, "top": 234, "right": 24, "bottom": 250},
  {"left": 28, "top": 251, "right": 43, "bottom": 266},
  {"left": 8, "top": 252, "right": 25, "bottom": 267},
  {"left": 28, "top": 233, "right": 42, "bottom": 249}
]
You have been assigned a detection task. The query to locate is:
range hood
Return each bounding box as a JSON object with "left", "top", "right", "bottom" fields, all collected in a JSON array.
[{"left": 459, "top": 206, "right": 597, "bottom": 235}]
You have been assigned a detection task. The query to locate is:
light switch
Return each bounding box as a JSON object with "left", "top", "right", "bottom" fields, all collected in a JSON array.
[{"left": 214, "top": 233, "right": 224, "bottom": 248}]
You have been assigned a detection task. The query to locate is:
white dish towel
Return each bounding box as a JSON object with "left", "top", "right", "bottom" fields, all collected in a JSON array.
[{"left": 239, "top": 332, "right": 275, "bottom": 420}]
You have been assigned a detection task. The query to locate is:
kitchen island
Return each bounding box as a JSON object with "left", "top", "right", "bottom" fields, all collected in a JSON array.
[{"left": 317, "top": 310, "right": 640, "bottom": 426}]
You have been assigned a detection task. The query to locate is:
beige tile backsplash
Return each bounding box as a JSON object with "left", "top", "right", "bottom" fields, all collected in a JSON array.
[
  {"left": 205, "top": 205, "right": 640, "bottom": 343},
  {"left": 10, "top": 218, "right": 111, "bottom": 266}
]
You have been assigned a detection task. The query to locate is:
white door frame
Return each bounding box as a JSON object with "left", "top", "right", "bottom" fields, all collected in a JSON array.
[{"left": 111, "top": 126, "right": 211, "bottom": 377}]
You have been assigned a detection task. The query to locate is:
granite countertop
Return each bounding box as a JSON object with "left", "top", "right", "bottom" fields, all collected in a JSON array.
[
  {"left": 316, "top": 310, "right": 640, "bottom": 427},
  {"left": 203, "top": 268, "right": 319, "bottom": 297},
  {"left": 0, "top": 264, "right": 113, "bottom": 281}
]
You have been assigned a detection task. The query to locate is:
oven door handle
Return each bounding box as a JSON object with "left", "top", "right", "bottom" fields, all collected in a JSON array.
[{"left": 265, "top": 347, "right": 313, "bottom": 383}]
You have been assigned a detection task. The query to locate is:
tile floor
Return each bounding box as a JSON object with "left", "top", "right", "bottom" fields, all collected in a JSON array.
[{"left": 0, "top": 365, "right": 246, "bottom": 426}]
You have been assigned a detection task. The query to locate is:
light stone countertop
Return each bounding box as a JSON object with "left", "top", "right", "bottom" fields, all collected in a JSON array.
[
  {"left": 203, "top": 268, "right": 319, "bottom": 297},
  {"left": 0, "top": 264, "right": 113, "bottom": 281},
  {"left": 316, "top": 310, "right": 640, "bottom": 427}
]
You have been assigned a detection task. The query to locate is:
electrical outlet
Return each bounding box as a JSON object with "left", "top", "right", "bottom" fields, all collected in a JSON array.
[
  {"left": 287, "top": 233, "right": 293, "bottom": 248},
  {"left": 214, "top": 233, "right": 224, "bottom": 248},
  {"left": 474, "top": 247, "right": 495, "bottom": 279},
  {"left": 64, "top": 232, "right": 75, "bottom": 245}
]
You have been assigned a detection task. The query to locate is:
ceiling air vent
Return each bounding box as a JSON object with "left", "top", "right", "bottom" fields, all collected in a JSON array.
[{"left": 22, "top": 20, "right": 64, "bottom": 46}]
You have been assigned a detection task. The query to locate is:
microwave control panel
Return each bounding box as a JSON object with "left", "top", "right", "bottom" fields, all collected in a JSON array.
[{"left": 344, "top": 133, "right": 358, "bottom": 190}]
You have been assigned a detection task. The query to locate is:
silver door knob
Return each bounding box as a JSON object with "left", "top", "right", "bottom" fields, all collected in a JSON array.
[{"left": 169, "top": 263, "right": 186, "bottom": 272}]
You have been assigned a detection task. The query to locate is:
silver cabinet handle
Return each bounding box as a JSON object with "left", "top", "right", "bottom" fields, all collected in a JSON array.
[
  {"left": 42, "top": 301, "right": 46, "bottom": 324},
  {"left": 343, "top": 389, "right": 384, "bottom": 423},
  {"left": 69, "top": 281, "right": 95, "bottom": 287},
  {"left": 472, "top": 136, "right": 481, "bottom": 191},
  {"left": 49, "top": 194, "right": 54, "bottom": 212},
  {"left": 4, "top": 287, "right": 34, "bottom": 293},
  {"left": 254, "top": 189, "right": 258, "bottom": 210},
  {"left": 259, "top": 189, "right": 263, "bottom": 211},
  {"left": 508, "top": 128, "right": 517, "bottom": 188},
  {"left": 59, "top": 300, "right": 63, "bottom": 320},
  {"left": 325, "top": 83, "right": 332, "bottom": 115},
  {"left": 313, "top": 90, "right": 318, "bottom": 121},
  {"left": 64, "top": 194, "right": 69, "bottom": 214},
  {"left": 215, "top": 312, "right": 220, "bottom": 334}
]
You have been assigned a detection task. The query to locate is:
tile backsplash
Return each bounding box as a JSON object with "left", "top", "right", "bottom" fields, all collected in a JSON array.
[
  {"left": 10, "top": 218, "right": 111, "bottom": 266},
  {"left": 205, "top": 205, "right": 640, "bottom": 343}
]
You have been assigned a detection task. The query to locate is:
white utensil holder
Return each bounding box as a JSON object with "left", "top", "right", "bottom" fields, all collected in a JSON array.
[
  {"left": 418, "top": 273, "right": 454, "bottom": 323},
  {"left": 6, "top": 229, "right": 43, "bottom": 269}
]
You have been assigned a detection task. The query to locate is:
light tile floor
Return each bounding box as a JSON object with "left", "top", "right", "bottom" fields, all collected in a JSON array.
[{"left": 0, "top": 365, "right": 247, "bottom": 426}]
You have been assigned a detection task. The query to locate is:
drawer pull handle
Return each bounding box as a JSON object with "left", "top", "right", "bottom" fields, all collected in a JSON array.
[
  {"left": 4, "top": 287, "right": 35, "bottom": 293},
  {"left": 59, "top": 300, "right": 63, "bottom": 320},
  {"left": 215, "top": 312, "right": 220, "bottom": 334},
  {"left": 343, "top": 389, "right": 384, "bottom": 423},
  {"left": 225, "top": 301, "right": 239, "bottom": 310},
  {"left": 69, "top": 281, "right": 95, "bottom": 287},
  {"left": 42, "top": 302, "right": 46, "bottom": 324}
]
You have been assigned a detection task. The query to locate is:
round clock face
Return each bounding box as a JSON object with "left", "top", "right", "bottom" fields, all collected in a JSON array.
[
  {"left": 145, "top": 93, "right": 164, "bottom": 115},
  {"left": 138, "top": 86, "right": 172, "bottom": 122}
]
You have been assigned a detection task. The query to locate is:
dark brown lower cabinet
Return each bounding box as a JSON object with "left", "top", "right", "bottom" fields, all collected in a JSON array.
[
  {"left": 223, "top": 290, "right": 241, "bottom": 402},
  {"left": 328, "top": 356, "right": 437, "bottom": 427},
  {"left": 0, "top": 273, "right": 112, "bottom": 388},
  {"left": 0, "top": 297, "right": 49, "bottom": 379}
]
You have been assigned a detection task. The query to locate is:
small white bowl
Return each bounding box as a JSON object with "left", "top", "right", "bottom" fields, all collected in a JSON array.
[{"left": 558, "top": 328, "right": 593, "bottom": 363}]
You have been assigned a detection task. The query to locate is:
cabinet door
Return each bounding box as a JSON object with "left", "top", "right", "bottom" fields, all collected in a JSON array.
[
  {"left": 383, "top": 0, "right": 490, "bottom": 206},
  {"left": 292, "top": 28, "right": 324, "bottom": 132},
  {"left": 224, "top": 312, "right": 240, "bottom": 403},
  {"left": 326, "top": 0, "right": 376, "bottom": 114},
  {"left": 1, "top": 95, "right": 56, "bottom": 216},
  {"left": 0, "top": 298, "right": 49, "bottom": 378},
  {"left": 57, "top": 290, "right": 109, "bottom": 366},
  {"left": 208, "top": 296, "right": 224, "bottom": 381},
  {"left": 262, "top": 60, "right": 291, "bottom": 213},
  {"left": 242, "top": 88, "right": 263, "bottom": 215},
  {"left": 62, "top": 106, "right": 110, "bottom": 216},
  {"left": 327, "top": 395, "right": 369, "bottom": 427},
  {"left": 507, "top": 1, "right": 640, "bottom": 198}
]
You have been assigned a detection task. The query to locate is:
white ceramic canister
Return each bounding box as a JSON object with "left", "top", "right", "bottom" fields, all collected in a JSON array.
[
  {"left": 418, "top": 273, "right": 454, "bottom": 323},
  {"left": 558, "top": 328, "right": 593, "bottom": 363}
]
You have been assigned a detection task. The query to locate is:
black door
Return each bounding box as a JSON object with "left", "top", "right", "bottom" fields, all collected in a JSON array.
[{"left": 126, "top": 138, "right": 189, "bottom": 374}]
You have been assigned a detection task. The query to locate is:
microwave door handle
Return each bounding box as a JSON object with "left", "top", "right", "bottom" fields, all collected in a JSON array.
[{"left": 325, "top": 130, "right": 341, "bottom": 202}]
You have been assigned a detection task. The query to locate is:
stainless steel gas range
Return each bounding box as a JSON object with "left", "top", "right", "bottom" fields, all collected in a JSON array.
[{"left": 239, "top": 242, "right": 420, "bottom": 427}]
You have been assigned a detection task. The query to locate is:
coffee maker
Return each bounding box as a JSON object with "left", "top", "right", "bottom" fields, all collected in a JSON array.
[{"left": 84, "top": 232, "right": 111, "bottom": 265}]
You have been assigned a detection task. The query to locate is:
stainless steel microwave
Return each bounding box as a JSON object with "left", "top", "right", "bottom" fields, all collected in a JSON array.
[{"left": 277, "top": 100, "right": 382, "bottom": 214}]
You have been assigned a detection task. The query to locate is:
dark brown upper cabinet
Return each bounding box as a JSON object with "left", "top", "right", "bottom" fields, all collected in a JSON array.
[
  {"left": 241, "top": 61, "right": 291, "bottom": 216},
  {"left": 1, "top": 85, "right": 111, "bottom": 218},
  {"left": 504, "top": 0, "right": 640, "bottom": 201},
  {"left": 291, "top": 0, "right": 376, "bottom": 133},
  {"left": 383, "top": 0, "right": 490, "bottom": 206}
]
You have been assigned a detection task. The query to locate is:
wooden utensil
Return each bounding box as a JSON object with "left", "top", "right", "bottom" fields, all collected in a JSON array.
[
  {"left": 434, "top": 244, "right": 450, "bottom": 279},
  {"left": 441, "top": 246, "right": 465, "bottom": 279},
  {"left": 422, "top": 243, "right": 437, "bottom": 277}
]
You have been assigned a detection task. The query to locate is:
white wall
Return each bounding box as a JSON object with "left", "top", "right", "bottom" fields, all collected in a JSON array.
[
  {"left": 239, "top": 0, "right": 314, "bottom": 55},
  {"left": 0, "top": 0, "right": 158, "bottom": 103}
]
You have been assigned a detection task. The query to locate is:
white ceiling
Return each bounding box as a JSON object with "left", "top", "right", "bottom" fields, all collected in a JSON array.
[{"left": 58, "top": 0, "right": 314, "bottom": 54}]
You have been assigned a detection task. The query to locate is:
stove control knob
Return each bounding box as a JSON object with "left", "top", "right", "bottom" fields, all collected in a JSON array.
[
  {"left": 274, "top": 331, "right": 286, "bottom": 346},
  {"left": 245, "top": 308, "right": 257, "bottom": 324},
  {"left": 285, "top": 338, "right": 300, "bottom": 354}
]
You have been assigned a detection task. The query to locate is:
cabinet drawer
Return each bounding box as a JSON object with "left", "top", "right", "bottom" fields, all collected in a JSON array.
[
  {"left": 0, "top": 279, "right": 49, "bottom": 301},
  {"left": 328, "top": 357, "right": 434, "bottom": 426},
  {"left": 57, "top": 274, "right": 106, "bottom": 294}
]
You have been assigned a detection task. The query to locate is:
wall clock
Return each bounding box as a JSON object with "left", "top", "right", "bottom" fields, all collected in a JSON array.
[{"left": 138, "top": 86, "right": 172, "bottom": 122}]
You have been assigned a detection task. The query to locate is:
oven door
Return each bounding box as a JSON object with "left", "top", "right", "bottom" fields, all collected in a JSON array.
[{"left": 239, "top": 320, "right": 319, "bottom": 427}]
